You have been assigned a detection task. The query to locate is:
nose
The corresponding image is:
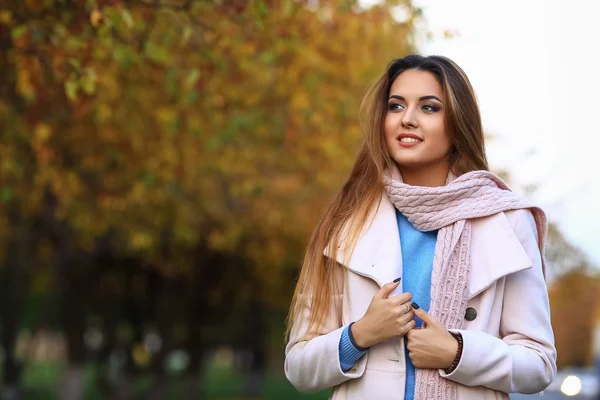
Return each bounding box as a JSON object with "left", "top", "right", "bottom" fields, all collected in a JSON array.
[{"left": 401, "top": 106, "right": 418, "bottom": 129}]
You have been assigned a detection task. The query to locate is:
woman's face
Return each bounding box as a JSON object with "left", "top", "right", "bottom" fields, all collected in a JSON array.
[{"left": 384, "top": 69, "right": 452, "bottom": 172}]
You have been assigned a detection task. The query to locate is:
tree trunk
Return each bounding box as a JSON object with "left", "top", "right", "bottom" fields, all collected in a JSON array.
[
  {"left": 1, "top": 250, "right": 23, "bottom": 400},
  {"left": 147, "top": 274, "right": 174, "bottom": 400},
  {"left": 96, "top": 302, "right": 118, "bottom": 398},
  {"left": 242, "top": 302, "right": 266, "bottom": 398},
  {"left": 186, "top": 319, "right": 206, "bottom": 400},
  {"left": 58, "top": 253, "right": 88, "bottom": 400},
  {"left": 112, "top": 268, "right": 144, "bottom": 400},
  {"left": 1, "top": 210, "right": 38, "bottom": 400}
]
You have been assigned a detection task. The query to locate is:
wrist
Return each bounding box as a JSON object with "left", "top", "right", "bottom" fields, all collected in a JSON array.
[
  {"left": 444, "top": 332, "right": 463, "bottom": 374},
  {"left": 350, "top": 319, "right": 372, "bottom": 349},
  {"left": 445, "top": 333, "right": 459, "bottom": 367}
]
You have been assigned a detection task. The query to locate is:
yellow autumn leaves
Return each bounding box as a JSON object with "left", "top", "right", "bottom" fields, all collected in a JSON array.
[{"left": 0, "top": 0, "right": 417, "bottom": 298}]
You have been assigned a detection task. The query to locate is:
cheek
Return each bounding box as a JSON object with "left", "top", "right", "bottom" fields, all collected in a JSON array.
[
  {"left": 383, "top": 115, "right": 392, "bottom": 136},
  {"left": 438, "top": 132, "right": 452, "bottom": 152},
  {"left": 429, "top": 120, "right": 451, "bottom": 152},
  {"left": 384, "top": 114, "right": 399, "bottom": 141}
]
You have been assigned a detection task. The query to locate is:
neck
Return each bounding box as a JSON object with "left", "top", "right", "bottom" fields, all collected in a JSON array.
[{"left": 398, "top": 162, "right": 450, "bottom": 187}]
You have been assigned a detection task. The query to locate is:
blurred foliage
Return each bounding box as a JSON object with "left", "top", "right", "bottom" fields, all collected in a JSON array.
[
  {"left": 496, "top": 169, "right": 600, "bottom": 368},
  {"left": 5, "top": 0, "right": 598, "bottom": 394},
  {"left": 0, "top": 361, "right": 330, "bottom": 399},
  {"left": 0, "top": 0, "right": 419, "bottom": 397},
  {"left": 544, "top": 209, "right": 599, "bottom": 368},
  {"left": 545, "top": 222, "right": 590, "bottom": 278},
  {"left": 0, "top": 0, "right": 417, "bottom": 304},
  {"left": 549, "top": 268, "right": 598, "bottom": 368}
]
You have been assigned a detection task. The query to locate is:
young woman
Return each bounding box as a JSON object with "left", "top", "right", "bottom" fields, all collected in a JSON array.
[{"left": 284, "top": 54, "right": 557, "bottom": 400}]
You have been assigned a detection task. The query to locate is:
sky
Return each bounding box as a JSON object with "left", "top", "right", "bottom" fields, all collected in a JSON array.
[{"left": 362, "top": 0, "right": 600, "bottom": 265}]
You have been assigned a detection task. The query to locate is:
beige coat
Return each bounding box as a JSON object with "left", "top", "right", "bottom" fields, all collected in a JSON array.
[{"left": 284, "top": 193, "right": 557, "bottom": 400}]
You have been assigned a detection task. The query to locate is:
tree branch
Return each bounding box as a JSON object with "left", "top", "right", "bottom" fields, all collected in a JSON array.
[
  {"left": 136, "top": 0, "right": 160, "bottom": 52},
  {"left": 187, "top": 13, "right": 215, "bottom": 32},
  {"left": 130, "top": 0, "right": 195, "bottom": 10}
]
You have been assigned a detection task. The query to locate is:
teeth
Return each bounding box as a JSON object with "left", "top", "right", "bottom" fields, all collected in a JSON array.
[{"left": 399, "top": 137, "right": 421, "bottom": 143}]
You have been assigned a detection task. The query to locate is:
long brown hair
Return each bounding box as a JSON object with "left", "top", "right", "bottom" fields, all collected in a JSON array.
[{"left": 286, "top": 54, "right": 489, "bottom": 339}]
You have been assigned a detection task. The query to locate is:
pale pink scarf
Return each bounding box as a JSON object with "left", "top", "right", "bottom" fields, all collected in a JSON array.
[{"left": 384, "top": 169, "right": 548, "bottom": 400}]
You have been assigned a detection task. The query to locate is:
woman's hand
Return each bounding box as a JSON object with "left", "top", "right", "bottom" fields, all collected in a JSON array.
[
  {"left": 351, "top": 280, "right": 415, "bottom": 348},
  {"left": 406, "top": 305, "right": 459, "bottom": 370}
]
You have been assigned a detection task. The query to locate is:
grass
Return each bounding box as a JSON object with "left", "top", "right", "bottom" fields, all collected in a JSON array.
[{"left": 5, "top": 361, "right": 331, "bottom": 400}]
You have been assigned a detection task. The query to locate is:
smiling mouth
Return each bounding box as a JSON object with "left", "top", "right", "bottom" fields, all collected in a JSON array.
[
  {"left": 398, "top": 137, "right": 422, "bottom": 143},
  {"left": 396, "top": 133, "right": 423, "bottom": 143},
  {"left": 396, "top": 134, "right": 423, "bottom": 147}
]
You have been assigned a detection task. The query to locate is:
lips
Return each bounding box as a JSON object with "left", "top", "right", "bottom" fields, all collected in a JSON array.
[
  {"left": 396, "top": 133, "right": 423, "bottom": 142},
  {"left": 396, "top": 133, "right": 423, "bottom": 148}
]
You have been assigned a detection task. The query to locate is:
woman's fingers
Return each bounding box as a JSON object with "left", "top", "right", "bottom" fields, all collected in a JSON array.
[
  {"left": 390, "top": 292, "right": 412, "bottom": 305},
  {"left": 400, "top": 319, "right": 416, "bottom": 335},
  {"left": 399, "top": 311, "right": 414, "bottom": 325},
  {"left": 395, "top": 301, "right": 413, "bottom": 316},
  {"left": 395, "top": 305, "right": 415, "bottom": 335}
]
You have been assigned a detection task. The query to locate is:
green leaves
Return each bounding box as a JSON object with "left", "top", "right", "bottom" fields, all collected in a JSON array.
[
  {"left": 121, "top": 9, "right": 134, "bottom": 28},
  {"left": 1, "top": 187, "right": 13, "bottom": 204},
  {"left": 184, "top": 68, "right": 201, "bottom": 89},
  {"left": 142, "top": 172, "right": 155, "bottom": 188},
  {"left": 144, "top": 41, "right": 170, "bottom": 65},
  {"left": 113, "top": 46, "right": 137, "bottom": 70},
  {"left": 80, "top": 69, "right": 97, "bottom": 95},
  {"left": 256, "top": 0, "right": 269, "bottom": 17},
  {"left": 64, "top": 79, "right": 78, "bottom": 101},
  {"left": 11, "top": 25, "right": 28, "bottom": 41},
  {"left": 64, "top": 68, "right": 97, "bottom": 101},
  {"left": 0, "top": 0, "right": 420, "bottom": 285}
]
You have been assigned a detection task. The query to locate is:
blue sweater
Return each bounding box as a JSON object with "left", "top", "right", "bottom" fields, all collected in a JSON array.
[{"left": 339, "top": 210, "right": 437, "bottom": 400}]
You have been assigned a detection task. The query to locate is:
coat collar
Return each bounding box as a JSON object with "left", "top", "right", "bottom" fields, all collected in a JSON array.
[
  {"left": 468, "top": 211, "right": 533, "bottom": 298},
  {"left": 323, "top": 193, "right": 402, "bottom": 288},
  {"left": 324, "top": 192, "right": 533, "bottom": 300}
]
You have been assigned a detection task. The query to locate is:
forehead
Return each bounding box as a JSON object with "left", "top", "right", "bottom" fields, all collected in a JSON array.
[{"left": 389, "top": 69, "right": 443, "bottom": 98}]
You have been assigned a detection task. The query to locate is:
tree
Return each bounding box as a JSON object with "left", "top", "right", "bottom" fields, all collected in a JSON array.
[
  {"left": 0, "top": 0, "right": 419, "bottom": 397},
  {"left": 549, "top": 268, "right": 598, "bottom": 368}
]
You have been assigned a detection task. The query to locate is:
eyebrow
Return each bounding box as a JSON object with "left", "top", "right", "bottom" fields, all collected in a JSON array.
[{"left": 389, "top": 95, "right": 443, "bottom": 103}]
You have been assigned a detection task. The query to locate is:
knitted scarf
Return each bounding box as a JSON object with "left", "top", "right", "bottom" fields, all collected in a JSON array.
[{"left": 384, "top": 169, "right": 548, "bottom": 400}]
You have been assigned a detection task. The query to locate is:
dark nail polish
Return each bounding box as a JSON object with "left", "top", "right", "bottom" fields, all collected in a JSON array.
[
  {"left": 411, "top": 302, "right": 420, "bottom": 310},
  {"left": 393, "top": 277, "right": 401, "bottom": 283}
]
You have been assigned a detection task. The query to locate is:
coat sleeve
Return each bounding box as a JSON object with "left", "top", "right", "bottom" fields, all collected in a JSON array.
[
  {"left": 439, "top": 209, "right": 557, "bottom": 394},
  {"left": 284, "top": 266, "right": 367, "bottom": 393}
]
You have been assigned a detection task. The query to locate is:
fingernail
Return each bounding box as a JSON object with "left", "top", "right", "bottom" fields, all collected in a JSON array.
[
  {"left": 393, "top": 277, "right": 401, "bottom": 283},
  {"left": 411, "top": 302, "right": 420, "bottom": 310}
]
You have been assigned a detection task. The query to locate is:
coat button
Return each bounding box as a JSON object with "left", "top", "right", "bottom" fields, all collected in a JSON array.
[{"left": 465, "top": 307, "right": 477, "bottom": 321}]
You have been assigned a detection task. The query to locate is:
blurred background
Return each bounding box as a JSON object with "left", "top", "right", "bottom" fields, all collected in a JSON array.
[{"left": 0, "top": 0, "right": 598, "bottom": 399}]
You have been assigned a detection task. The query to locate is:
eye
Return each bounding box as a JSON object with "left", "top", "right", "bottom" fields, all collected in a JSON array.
[
  {"left": 422, "top": 104, "right": 440, "bottom": 112},
  {"left": 388, "top": 103, "right": 405, "bottom": 111}
]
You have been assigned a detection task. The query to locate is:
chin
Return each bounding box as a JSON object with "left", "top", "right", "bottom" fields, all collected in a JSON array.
[{"left": 392, "top": 158, "right": 428, "bottom": 170}]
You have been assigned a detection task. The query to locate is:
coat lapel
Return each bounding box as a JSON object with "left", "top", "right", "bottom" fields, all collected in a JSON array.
[
  {"left": 324, "top": 194, "right": 533, "bottom": 299},
  {"left": 323, "top": 193, "right": 402, "bottom": 288},
  {"left": 468, "top": 212, "right": 533, "bottom": 299}
]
